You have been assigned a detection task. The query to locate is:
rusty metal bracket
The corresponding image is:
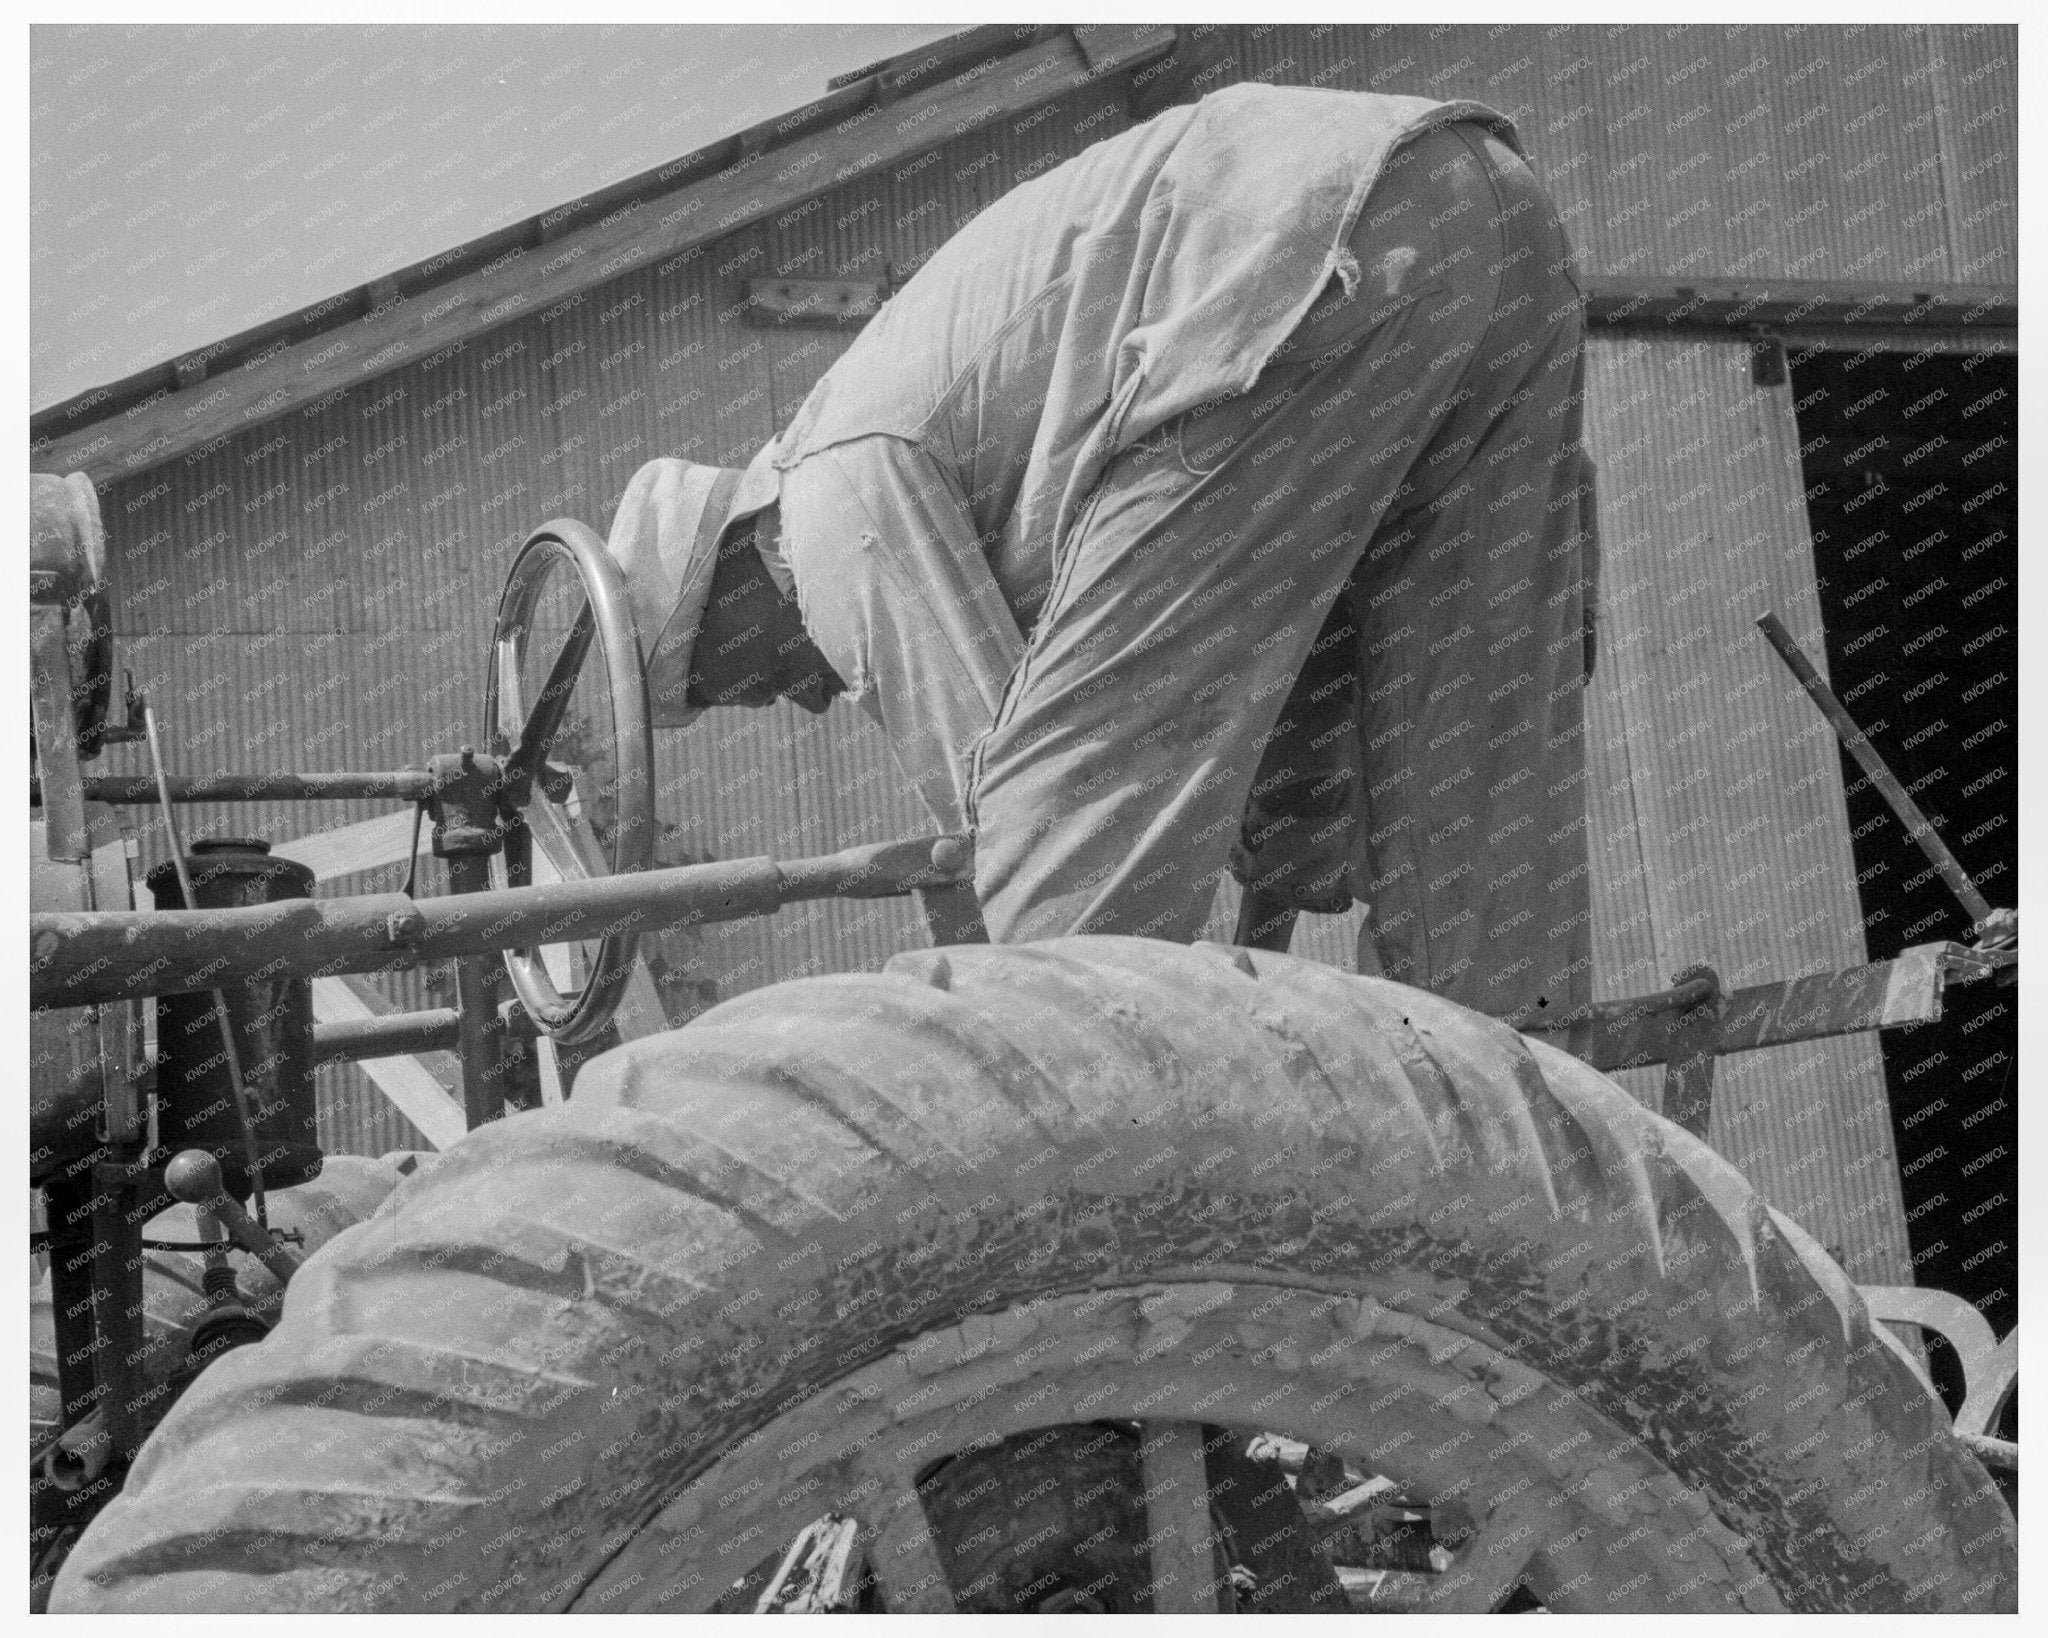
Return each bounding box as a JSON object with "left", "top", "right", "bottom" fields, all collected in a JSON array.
[
  {"left": 1510, "top": 941, "right": 2004, "bottom": 1087},
  {"left": 420, "top": 747, "right": 514, "bottom": 1123},
  {"left": 1506, "top": 966, "right": 1726, "bottom": 1140},
  {"left": 1658, "top": 964, "right": 1725, "bottom": 1141},
  {"left": 426, "top": 748, "right": 507, "bottom": 860}
]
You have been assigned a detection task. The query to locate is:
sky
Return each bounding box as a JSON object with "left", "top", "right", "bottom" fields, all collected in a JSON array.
[{"left": 28, "top": 21, "right": 960, "bottom": 413}]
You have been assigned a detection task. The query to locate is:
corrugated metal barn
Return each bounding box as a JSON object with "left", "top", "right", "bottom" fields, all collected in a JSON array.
[{"left": 31, "top": 23, "right": 2017, "bottom": 1319}]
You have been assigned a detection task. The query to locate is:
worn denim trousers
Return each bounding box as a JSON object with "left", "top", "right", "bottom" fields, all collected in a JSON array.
[{"left": 969, "top": 122, "right": 1598, "bottom": 1017}]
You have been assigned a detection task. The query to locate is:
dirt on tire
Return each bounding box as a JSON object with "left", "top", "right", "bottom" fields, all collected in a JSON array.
[{"left": 51, "top": 939, "right": 2017, "bottom": 1612}]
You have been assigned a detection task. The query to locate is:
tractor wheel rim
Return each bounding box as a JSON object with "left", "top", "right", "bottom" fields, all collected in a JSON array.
[{"left": 570, "top": 1281, "right": 1777, "bottom": 1613}]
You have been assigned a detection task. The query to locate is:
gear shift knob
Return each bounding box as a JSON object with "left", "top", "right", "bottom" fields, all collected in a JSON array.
[{"left": 165, "top": 1149, "right": 226, "bottom": 1205}]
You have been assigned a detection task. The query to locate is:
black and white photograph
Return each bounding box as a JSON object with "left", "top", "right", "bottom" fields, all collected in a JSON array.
[{"left": 25, "top": 12, "right": 2023, "bottom": 1615}]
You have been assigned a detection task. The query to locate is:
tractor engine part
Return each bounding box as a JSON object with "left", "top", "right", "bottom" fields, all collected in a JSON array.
[
  {"left": 144, "top": 839, "right": 321, "bottom": 1195},
  {"left": 43, "top": 1408, "right": 115, "bottom": 1499},
  {"left": 183, "top": 1296, "right": 269, "bottom": 1372},
  {"left": 29, "top": 1153, "right": 428, "bottom": 1611}
]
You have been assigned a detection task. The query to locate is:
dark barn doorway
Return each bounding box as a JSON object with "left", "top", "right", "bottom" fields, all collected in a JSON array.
[{"left": 1788, "top": 348, "right": 2017, "bottom": 1374}]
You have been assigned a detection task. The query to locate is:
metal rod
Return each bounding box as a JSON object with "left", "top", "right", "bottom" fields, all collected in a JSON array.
[
  {"left": 33, "top": 768, "right": 439, "bottom": 806},
  {"left": 446, "top": 852, "right": 504, "bottom": 1130},
  {"left": 42, "top": 1177, "right": 102, "bottom": 1427},
  {"left": 141, "top": 704, "right": 269, "bottom": 1228},
  {"left": 312, "top": 1008, "right": 463, "bottom": 1063},
  {"left": 1756, "top": 611, "right": 1996, "bottom": 930},
  {"left": 33, "top": 835, "right": 973, "bottom": 1010},
  {"left": 504, "top": 601, "right": 595, "bottom": 789},
  {"left": 164, "top": 1152, "right": 303, "bottom": 1286},
  {"left": 1581, "top": 276, "right": 2018, "bottom": 337},
  {"left": 89, "top": 1170, "right": 145, "bottom": 1457}
]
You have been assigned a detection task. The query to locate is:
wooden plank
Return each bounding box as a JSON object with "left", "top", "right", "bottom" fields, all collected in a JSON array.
[
  {"left": 271, "top": 809, "right": 424, "bottom": 882},
  {"left": 36, "top": 28, "right": 1178, "bottom": 485},
  {"left": 1072, "top": 22, "right": 1177, "bottom": 75},
  {"left": 827, "top": 23, "right": 1057, "bottom": 92}
]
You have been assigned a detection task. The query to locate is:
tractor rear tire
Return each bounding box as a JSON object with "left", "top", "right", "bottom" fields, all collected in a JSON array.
[{"left": 52, "top": 939, "right": 2016, "bottom": 1612}]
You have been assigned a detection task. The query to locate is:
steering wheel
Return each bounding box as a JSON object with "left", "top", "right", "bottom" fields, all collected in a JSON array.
[{"left": 484, "top": 519, "right": 655, "bottom": 1045}]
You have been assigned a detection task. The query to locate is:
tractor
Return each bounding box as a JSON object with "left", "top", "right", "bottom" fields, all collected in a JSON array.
[{"left": 29, "top": 469, "right": 2017, "bottom": 1611}]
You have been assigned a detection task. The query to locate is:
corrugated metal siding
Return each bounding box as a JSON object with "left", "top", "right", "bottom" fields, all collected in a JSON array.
[
  {"left": 1579, "top": 335, "right": 1911, "bottom": 1286},
  {"left": 78, "top": 29, "right": 2006, "bottom": 1185},
  {"left": 1926, "top": 24, "right": 2018, "bottom": 283},
  {"left": 1220, "top": 23, "right": 2007, "bottom": 287},
  {"left": 105, "top": 632, "right": 450, "bottom": 885},
  {"left": 316, "top": 1063, "right": 433, "bottom": 1157}
]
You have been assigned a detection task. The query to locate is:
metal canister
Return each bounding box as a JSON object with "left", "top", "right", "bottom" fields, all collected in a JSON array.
[{"left": 145, "top": 838, "right": 321, "bottom": 1193}]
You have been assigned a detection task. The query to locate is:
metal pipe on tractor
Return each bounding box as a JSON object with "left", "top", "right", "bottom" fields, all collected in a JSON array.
[
  {"left": 30, "top": 770, "right": 440, "bottom": 805},
  {"left": 32, "top": 830, "right": 976, "bottom": 1011}
]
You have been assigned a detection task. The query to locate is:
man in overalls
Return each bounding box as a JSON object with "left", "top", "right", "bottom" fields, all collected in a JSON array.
[{"left": 606, "top": 82, "right": 1599, "bottom": 1018}]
